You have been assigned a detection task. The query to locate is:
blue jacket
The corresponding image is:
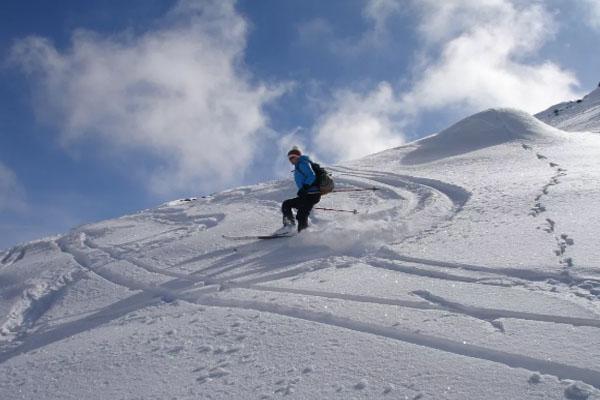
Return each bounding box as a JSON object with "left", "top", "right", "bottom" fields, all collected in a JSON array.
[{"left": 294, "top": 155, "right": 320, "bottom": 194}]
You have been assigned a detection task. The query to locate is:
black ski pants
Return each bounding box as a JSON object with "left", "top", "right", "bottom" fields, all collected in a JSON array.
[{"left": 282, "top": 194, "right": 321, "bottom": 231}]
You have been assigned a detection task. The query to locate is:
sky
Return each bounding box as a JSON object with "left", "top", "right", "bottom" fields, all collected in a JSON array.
[{"left": 1, "top": 0, "right": 600, "bottom": 250}]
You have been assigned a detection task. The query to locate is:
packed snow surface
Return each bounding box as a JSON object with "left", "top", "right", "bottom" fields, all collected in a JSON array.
[{"left": 2, "top": 106, "right": 600, "bottom": 399}]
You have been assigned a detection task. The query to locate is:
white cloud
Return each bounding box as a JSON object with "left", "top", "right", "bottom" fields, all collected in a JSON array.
[
  {"left": 313, "top": 82, "right": 404, "bottom": 162},
  {"left": 11, "top": 0, "right": 282, "bottom": 195},
  {"left": 414, "top": 0, "right": 508, "bottom": 45},
  {"left": 363, "top": 0, "right": 402, "bottom": 38},
  {"left": 402, "top": 0, "right": 581, "bottom": 114},
  {"left": 580, "top": 0, "right": 600, "bottom": 30},
  {"left": 0, "top": 162, "right": 26, "bottom": 214}
]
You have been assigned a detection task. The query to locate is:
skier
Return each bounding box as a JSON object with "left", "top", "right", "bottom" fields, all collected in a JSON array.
[{"left": 276, "top": 147, "right": 321, "bottom": 234}]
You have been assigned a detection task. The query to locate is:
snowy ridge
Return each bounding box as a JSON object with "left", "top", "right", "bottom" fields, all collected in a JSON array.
[
  {"left": 2, "top": 107, "right": 600, "bottom": 399},
  {"left": 399, "top": 108, "right": 565, "bottom": 165},
  {"left": 536, "top": 86, "right": 600, "bottom": 133}
]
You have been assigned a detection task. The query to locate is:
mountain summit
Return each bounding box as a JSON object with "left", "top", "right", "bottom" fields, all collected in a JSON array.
[{"left": 400, "top": 108, "right": 564, "bottom": 165}]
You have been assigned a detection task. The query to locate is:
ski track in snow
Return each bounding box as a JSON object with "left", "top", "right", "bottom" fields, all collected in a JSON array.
[
  {"left": 370, "top": 250, "right": 600, "bottom": 304},
  {"left": 0, "top": 240, "right": 84, "bottom": 343},
  {"left": 329, "top": 166, "right": 473, "bottom": 246},
  {"left": 0, "top": 272, "right": 81, "bottom": 343},
  {"left": 330, "top": 166, "right": 471, "bottom": 218},
  {"left": 409, "top": 289, "right": 600, "bottom": 329},
  {"left": 1, "top": 240, "right": 58, "bottom": 268},
  {"left": 57, "top": 234, "right": 150, "bottom": 292},
  {"left": 1, "top": 247, "right": 26, "bottom": 267},
  {"left": 229, "top": 283, "right": 600, "bottom": 329},
  {"left": 83, "top": 237, "right": 199, "bottom": 281}
]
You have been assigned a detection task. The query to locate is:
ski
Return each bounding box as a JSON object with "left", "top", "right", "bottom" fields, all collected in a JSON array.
[
  {"left": 314, "top": 207, "right": 358, "bottom": 214},
  {"left": 222, "top": 233, "right": 295, "bottom": 241},
  {"left": 330, "top": 187, "right": 379, "bottom": 193}
]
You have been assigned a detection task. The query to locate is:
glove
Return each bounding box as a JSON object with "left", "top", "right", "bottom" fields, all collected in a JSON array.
[{"left": 297, "top": 184, "right": 310, "bottom": 197}]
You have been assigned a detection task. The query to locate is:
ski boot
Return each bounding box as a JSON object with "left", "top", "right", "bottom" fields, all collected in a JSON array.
[{"left": 273, "top": 216, "right": 296, "bottom": 236}]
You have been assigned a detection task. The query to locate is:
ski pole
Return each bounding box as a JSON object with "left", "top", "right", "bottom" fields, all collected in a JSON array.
[
  {"left": 331, "top": 187, "right": 380, "bottom": 193},
  {"left": 314, "top": 207, "right": 359, "bottom": 214}
]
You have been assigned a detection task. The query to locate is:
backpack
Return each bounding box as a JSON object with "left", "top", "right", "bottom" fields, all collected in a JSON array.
[{"left": 310, "top": 161, "right": 335, "bottom": 195}]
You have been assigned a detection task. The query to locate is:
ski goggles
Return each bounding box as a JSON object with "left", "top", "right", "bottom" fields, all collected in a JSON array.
[{"left": 288, "top": 154, "right": 299, "bottom": 162}]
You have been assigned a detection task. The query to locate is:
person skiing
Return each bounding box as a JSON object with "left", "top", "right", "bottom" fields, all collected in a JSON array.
[{"left": 276, "top": 147, "right": 321, "bottom": 234}]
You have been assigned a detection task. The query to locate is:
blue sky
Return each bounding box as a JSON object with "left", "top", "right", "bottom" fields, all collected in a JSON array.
[{"left": 1, "top": 0, "right": 600, "bottom": 249}]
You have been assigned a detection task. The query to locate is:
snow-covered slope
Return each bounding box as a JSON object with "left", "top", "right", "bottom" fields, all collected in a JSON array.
[
  {"left": 2, "top": 108, "right": 600, "bottom": 399},
  {"left": 536, "top": 85, "right": 600, "bottom": 133}
]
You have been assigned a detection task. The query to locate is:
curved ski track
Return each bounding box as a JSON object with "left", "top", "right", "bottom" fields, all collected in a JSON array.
[
  {"left": 329, "top": 166, "right": 471, "bottom": 244},
  {"left": 330, "top": 166, "right": 471, "bottom": 219}
]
